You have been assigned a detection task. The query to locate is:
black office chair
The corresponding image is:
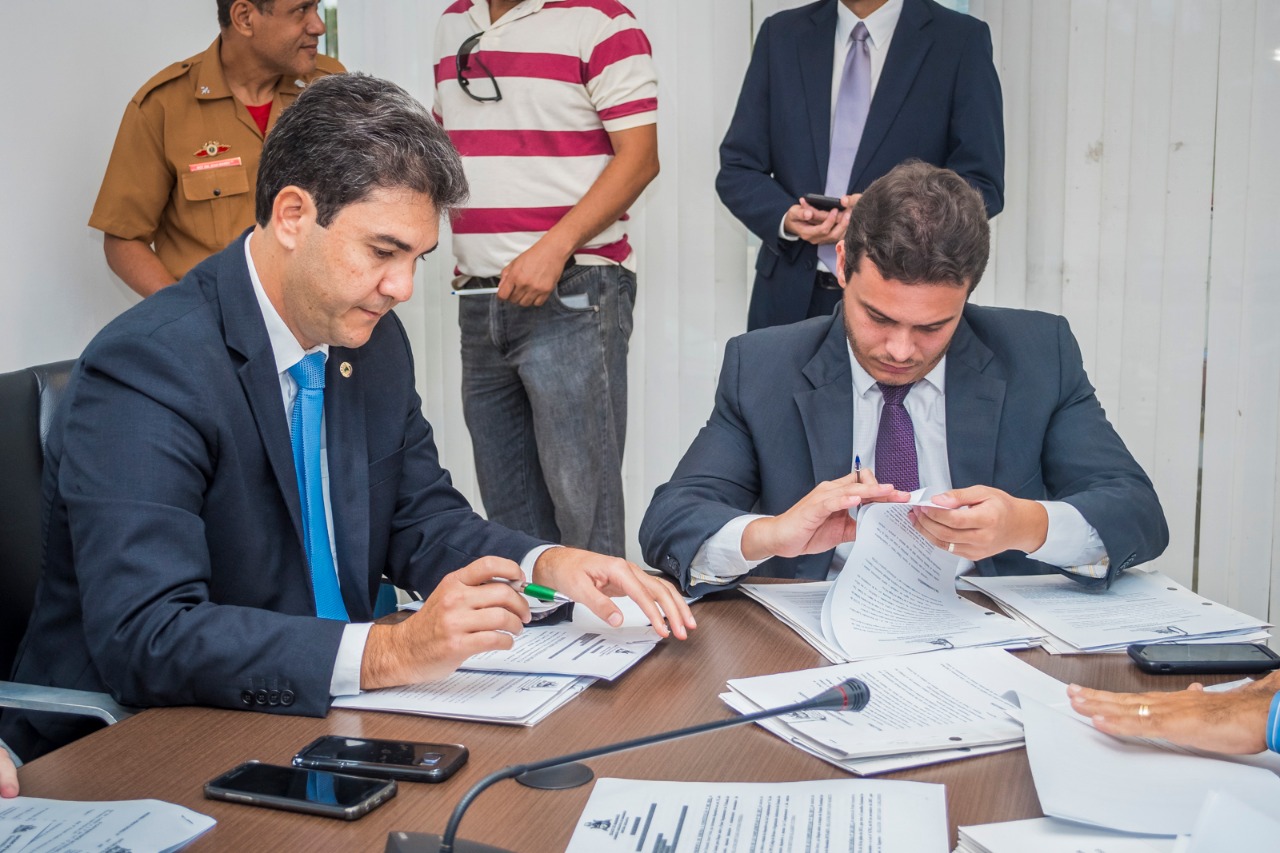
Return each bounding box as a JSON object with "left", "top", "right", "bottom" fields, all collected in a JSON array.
[{"left": 0, "top": 360, "right": 135, "bottom": 726}]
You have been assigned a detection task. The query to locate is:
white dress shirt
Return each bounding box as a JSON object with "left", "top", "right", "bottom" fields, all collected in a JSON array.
[
  {"left": 244, "top": 236, "right": 551, "bottom": 697},
  {"left": 689, "top": 344, "right": 1107, "bottom": 585}
]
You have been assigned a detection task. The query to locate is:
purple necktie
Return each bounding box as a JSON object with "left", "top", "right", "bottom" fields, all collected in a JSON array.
[
  {"left": 818, "top": 22, "right": 871, "bottom": 273},
  {"left": 875, "top": 382, "right": 919, "bottom": 491}
]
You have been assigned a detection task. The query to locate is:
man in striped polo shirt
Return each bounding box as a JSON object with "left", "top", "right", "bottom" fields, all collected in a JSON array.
[{"left": 433, "top": 0, "right": 659, "bottom": 556}]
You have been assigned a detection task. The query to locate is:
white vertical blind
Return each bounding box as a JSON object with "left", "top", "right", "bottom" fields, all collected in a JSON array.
[{"left": 328, "top": 1, "right": 1280, "bottom": 622}]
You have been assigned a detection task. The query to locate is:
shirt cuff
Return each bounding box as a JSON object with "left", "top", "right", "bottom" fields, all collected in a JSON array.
[
  {"left": 1, "top": 739, "right": 19, "bottom": 769},
  {"left": 779, "top": 212, "right": 799, "bottom": 241},
  {"left": 1267, "top": 692, "right": 1280, "bottom": 754},
  {"left": 521, "top": 544, "right": 558, "bottom": 580},
  {"left": 689, "top": 514, "right": 771, "bottom": 585},
  {"left": 1028, "top": 500, "right": 1107, "bottom": 574},
  {"left": 330, "top": 621, "right": 374, "bottom": 697}
]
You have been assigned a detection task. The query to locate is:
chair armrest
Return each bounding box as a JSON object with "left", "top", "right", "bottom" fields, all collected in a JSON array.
[{"left": 0, "top": 680, "right": 139, "bottom": 725}]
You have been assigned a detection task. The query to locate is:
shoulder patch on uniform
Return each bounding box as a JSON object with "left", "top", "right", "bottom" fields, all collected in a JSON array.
[
  {"left": 313, "top": 54, "right": 347, "bottom": 77},
  {"left": 132, "top": 56, "right": 198, "bottom": 106}
]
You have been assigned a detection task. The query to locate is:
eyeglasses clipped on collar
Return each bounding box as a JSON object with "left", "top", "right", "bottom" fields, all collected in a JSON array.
[{"left": 456, "top": 32, "right": 502, "bottom": 103}]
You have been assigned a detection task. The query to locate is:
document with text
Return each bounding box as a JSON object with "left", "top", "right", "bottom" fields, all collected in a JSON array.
[
  {"left": 955, "top": 817, "right": 1178, "bottom": 853},
  {"left": 564, "top": 778, "right": 947, "bottom": 853},
  {"left": 333, "top": 670, "right": 592, "bottom": 725},
  {"left": 743, "top": 502, "right": 1041, "bottom": 663},
  {"left": 0, "top": 797, "right": 214, "bottom": 853},
  {"left": 725, "top": 648, "right": 1065, "bottom": 763},
  {"left": 966, "top": 570, "right": 1270, "bottom": 652}
]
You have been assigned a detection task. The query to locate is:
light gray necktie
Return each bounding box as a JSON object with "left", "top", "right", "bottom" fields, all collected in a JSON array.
[{"left": 818, "top": 22, "right": 871, "bottom": 273}]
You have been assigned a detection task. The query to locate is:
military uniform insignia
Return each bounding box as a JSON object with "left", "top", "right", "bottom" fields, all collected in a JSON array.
[
  {"left": 195, "top": 141, "right": 231, "bottom": 158},
  {"left": 339, "top": 362, "right": 353, "bottom": 378},
  {"left": 200, "top": 86, "right": 211, "bottom": 95}
]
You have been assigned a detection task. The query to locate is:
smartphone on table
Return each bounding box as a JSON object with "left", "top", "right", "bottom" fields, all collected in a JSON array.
[
  {"left": 801, "top": 193, "right": 846, "bottom": 211},
  {"left": 293, "top": 735, "right": 469, "bottom": 783},
  {"left": 1127, "top": 642, "right": 1280, "bottom": 675},
  {"left": 204, "top": 760, "right": 396, "bottom": 820}
]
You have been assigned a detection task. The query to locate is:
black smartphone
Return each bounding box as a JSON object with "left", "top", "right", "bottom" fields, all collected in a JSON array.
[
  {"left": 802, "top": 193, "right": 845, "bottom": 211},
  {"left": 293, "top": 735, "right": 468, "bottom": 783},
  {"left": 204, "top": 760, "right": 396, "bottom": 820},
  {"left": 1127, "top": 642, "right": 1280, "bottom": 675}
]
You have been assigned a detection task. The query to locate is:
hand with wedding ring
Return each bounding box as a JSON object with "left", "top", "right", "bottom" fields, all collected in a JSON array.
[
  {"left": 1066, "top": 672, "right": 1280, "bottom": 754},
  {"left": 910, "top": 485, "right": 1049, "bottom": 561}
]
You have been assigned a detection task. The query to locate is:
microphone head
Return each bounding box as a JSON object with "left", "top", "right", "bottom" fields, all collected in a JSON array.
[{"left": 807, "top": 678, "right": 870, "bottom": 712}]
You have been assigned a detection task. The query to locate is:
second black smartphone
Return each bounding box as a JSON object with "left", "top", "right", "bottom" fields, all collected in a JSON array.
[
  {"left": 1127, "top": 642, "right": 1280, "bottom": 675},
  {"left": 802, "top": 193, "right": 846, "bottom": 211},
  {"left": 293, "top": 735, "right": 469, "bottom": 783},
  {"left": 205, "top": 760, "right": 396, "bottom": 820}
]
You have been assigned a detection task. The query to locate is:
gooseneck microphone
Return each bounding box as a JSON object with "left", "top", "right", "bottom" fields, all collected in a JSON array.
[{"left": 384, "top": 678, "right": 871, "bottom": 853}]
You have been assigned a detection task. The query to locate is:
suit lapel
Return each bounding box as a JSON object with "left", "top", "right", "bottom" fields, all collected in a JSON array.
[
  {"left": 799, "top": 1, "right": 839, "bottom": 184},
  {"left": 944, "top": 316, "right": 1005, "bottom": 489},
  {"left": 849, "top": 0, "right": 933, "bottom": 191},
  {"left": 219, "top": 241, "right": 306, "bottom": 550},
  {"left": 796, "top": 314, "right": 855, "bottom": 487},
  {"left": 324, "top": 348, "right": 371, "bottom": 619}
]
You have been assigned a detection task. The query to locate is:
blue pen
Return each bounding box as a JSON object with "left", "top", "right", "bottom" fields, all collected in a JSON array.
[{"left": 854, "top": 455, "right": 862, "bottom": 482}]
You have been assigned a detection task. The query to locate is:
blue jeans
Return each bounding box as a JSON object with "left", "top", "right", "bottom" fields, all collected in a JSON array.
[{"left": 459, "top": 264, "right": 635, "bottom": 556}]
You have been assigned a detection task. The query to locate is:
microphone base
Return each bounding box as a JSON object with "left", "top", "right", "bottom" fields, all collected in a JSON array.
[
  {"left": 384, "top": 831, "right": 512, "bottom": 853},
  {"left": 515, "top": 762, "right": 595, "bottom": 790}
]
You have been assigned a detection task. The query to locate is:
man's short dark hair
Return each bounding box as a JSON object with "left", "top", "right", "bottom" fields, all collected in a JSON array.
[
  {"left": 255, "top": 73, "right": 468, "bottom": 228},
  {"left": 842, "top": 161, "right": 990, "bottom": 293},
  {"left": 217, "top": 0, "right": 273, "bottom": 29}
]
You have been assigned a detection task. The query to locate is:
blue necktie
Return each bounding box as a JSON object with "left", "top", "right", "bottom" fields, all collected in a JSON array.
[
  {"left": 818, "top": 22, "right": 871, "bottom": 274},
  {"left": 288, "top": 353, "right": 349, "bottom": 621}
]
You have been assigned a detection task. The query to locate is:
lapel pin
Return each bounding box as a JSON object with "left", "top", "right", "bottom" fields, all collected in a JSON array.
[
  {"left": 200, "top": 85, "right": 211, "bottom": 95},
  {"left": 340, "top": 362, "right": 353, "bottom": 378}
]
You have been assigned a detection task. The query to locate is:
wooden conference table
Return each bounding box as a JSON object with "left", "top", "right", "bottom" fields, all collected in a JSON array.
[{"left": 18, "top": 588, "right": 1231, "bottom": 851}]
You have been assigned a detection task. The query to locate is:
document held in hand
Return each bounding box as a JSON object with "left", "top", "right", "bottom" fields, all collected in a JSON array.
[{"left": 744, "top": 501, "right": 1041, "bottom": 662}]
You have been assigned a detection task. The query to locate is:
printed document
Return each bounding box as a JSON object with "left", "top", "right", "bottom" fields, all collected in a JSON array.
[
  {"left": 0, "top": 797, "right": 214, "bottom": 853},
  {"left": 564, "top": 778, "right": 947, "bottom": 853},
  {"left": 744, "top": 503, "right": 1039, "bottom": 662},
  {"left": 725, "top": 648, "right": 1064, "bottom": 761},
  {"left": 460, "top": 624, "right": 661, "bottom": 680},
  {"left": 966, "top": 570, "right": 1269, "bottom": 652},
  {"left": 955, "top": 817, "right": 1178, "bottom": 853},
  {"left": 333, "top": 670, "right": 591, "bottom": 725}
]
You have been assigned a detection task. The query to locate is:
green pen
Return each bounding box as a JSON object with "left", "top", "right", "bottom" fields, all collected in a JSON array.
[{"left": 499, "top": 579, "right": 574, "bottom": 604}]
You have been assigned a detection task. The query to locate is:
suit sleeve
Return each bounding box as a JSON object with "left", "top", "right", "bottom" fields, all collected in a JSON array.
[
  {"left": 641, "top": 337, "right": 768, "bottom": 593},
  {"left": 945, "top": 20, "right": 1005, "bottom": 217},
  {"left": 1041, "top": 316, "right": 1169, "bottom": 583},
  {"left": 715, "top": 17, "right": 804, "bottom": 261},
  {"left": 62, "top": 334, "right": 345, "bottom": 716}
]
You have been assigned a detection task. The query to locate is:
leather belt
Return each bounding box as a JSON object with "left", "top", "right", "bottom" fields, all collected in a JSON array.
[{"left": 815, "top": 271, "right": 841, "bottom": 291}]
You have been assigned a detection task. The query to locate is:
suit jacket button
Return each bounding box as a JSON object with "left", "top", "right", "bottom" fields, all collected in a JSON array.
[
  {"left": 240, "top": 690, "right": 255, "bottom": 707},
  {"left": 255, "top": 689, "right": 269, "bottom": 705},
  {"left": 267, "top": 690, "right": 281, "bottom": 706},
  {"left": 280, "top": 690, "right": 295, "bottom": 706}
]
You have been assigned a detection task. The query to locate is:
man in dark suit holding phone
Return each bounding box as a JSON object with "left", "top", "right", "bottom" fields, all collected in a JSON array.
[
  {"left": 2, "top": 73, "right": 693, "bottom": 762},
  {"left": 717, "top": 0, "right": 1004, "bottom": 330}
]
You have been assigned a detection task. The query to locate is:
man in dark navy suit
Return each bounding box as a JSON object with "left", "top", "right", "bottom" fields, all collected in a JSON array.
[
  {"left": 718, "top": 0, "right": 1004, "bottom": 330},
  {"left": 2, "top": 73, "right": 693, "bottom": 761},
  {"left": 643, "top": 163, "right": 1166, "bottom": 595}
]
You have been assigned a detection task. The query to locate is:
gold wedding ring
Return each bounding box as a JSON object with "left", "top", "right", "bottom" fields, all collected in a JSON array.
[{"left": 1137, "top": 704, "right": 1150, "bottom": 718}]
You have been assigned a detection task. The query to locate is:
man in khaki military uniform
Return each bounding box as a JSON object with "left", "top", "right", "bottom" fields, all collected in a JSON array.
[{"left": 89, "top": 0, "right": 344, "bottom": 297}]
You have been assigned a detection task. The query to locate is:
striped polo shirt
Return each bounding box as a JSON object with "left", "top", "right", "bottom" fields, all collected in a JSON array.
[{"left": 433, "top": 0, "right": 658, "bottom": 278}]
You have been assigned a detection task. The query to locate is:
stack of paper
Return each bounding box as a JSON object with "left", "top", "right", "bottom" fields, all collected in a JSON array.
[
  {"left": 333, "top": 670, "right": 592, "bottom": 726},
  {"left": 743, "top": 502, "right": 1042, "bottom": 663},
  {"left": 0, "top": 797, "right": 214, "bottom": 852},
  {"left": 965, "top": 569, "right": 1270, "bottom": 653},
  {"left": 566, "top": 778, "right": 948, "bottom": 853},
  {"left": 721, "top": 648, "right": 1066, "bottom": 775}
]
